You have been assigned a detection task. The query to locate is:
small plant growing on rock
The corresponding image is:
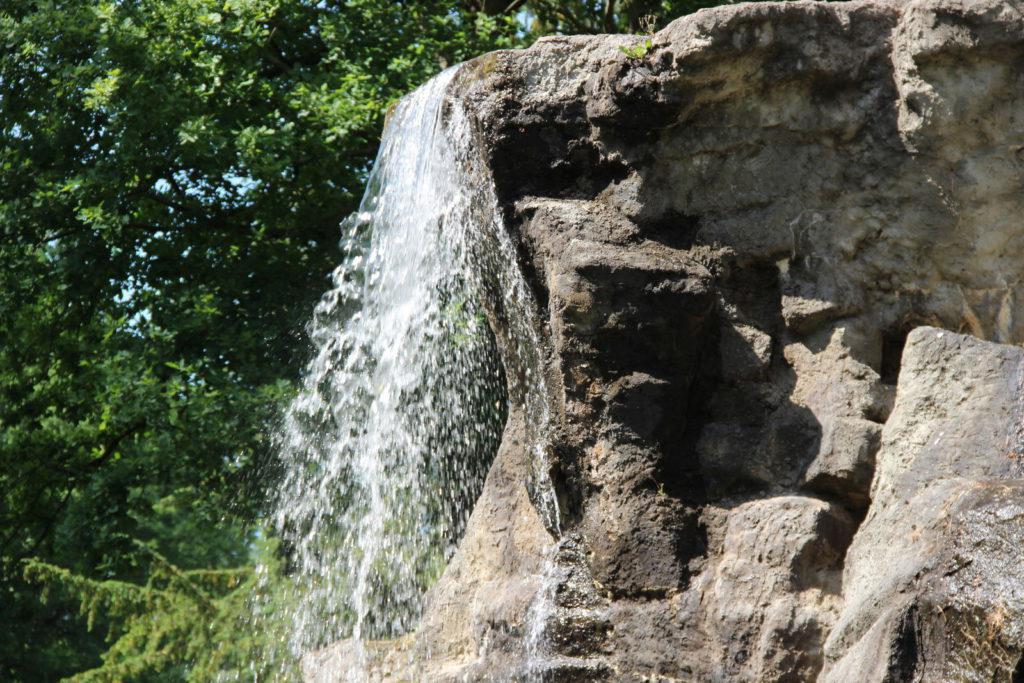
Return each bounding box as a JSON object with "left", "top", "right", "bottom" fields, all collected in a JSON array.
[
  {"left": 619, "top": 39, "right": 653, "bottom": 60},
  {"left": 619, "top": 15, "right": 657, "bottom": 61}
]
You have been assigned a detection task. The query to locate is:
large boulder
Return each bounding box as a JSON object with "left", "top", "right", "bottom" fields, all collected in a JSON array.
[
  {"left": 313, "top": 1, "right": 1024, "bottom": 679},
  {"left": 823, "top": 328, "right": 1024, "bottom": 681}
]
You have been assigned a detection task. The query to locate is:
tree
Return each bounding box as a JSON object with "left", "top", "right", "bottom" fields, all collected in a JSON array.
[
  {"left": 24, "top": 541, "right": 296, "bottom": 683},
  {"left": 520, "top": 0, "right": 732, "bottom": 34},
  {"left": 0, "top": 1, "right": 519, "bottom": 679}
]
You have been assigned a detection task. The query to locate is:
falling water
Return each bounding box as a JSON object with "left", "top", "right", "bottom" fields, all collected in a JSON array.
[
  {"left": 523, "top": 544, "right": 564, "bottom": 680},
  {"left": 260, "top": 67, "right": 558, "bottom": 679}
]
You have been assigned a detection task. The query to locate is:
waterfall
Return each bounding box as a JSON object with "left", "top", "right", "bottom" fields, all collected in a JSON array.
[
  {"left": 523, "top": 544, "right": 564, "bottom": 679},
  {"left": 260, "top": 67, "right": 558, "bottom": 679}
]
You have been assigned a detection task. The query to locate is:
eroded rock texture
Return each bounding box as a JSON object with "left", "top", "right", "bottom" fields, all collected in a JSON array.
[{"left": 312, "top": 1, "right": 1024, "bottom": 680}]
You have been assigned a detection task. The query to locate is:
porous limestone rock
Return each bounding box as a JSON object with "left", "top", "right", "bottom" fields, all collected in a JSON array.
[
  {"left": 823, "top": 328, "right": 1024, "bottom": 681},
  {"left": 312, "top": 1, "right": 1024, "bottom": 680}
]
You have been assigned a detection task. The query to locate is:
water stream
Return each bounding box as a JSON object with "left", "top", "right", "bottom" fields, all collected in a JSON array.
[{"left": 260, "top": 67, "right": 557, "bottom": 680}]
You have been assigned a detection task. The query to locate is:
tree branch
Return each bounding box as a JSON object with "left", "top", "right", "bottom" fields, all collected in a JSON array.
[
  {"left": 603, "top": 0, "right": 617, "bottom": 33},
  {"left": 86, "top": 418, "right": 147, "bottom": 472},
  {"left": 1, "top": 419, "right": 147, "bottom": 560}
]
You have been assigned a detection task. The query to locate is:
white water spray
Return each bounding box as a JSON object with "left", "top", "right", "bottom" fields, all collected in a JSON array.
[
  {"left": 260, "top": 67, "right": 558, "bottom": 679},
  {"left": 523, "top": 544, "right": 564, "bottom": 680}
]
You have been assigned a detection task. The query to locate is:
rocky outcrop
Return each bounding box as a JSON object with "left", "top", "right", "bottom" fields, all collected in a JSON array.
[
  {"left": 312, "top": 1, "right": 1024, "bottom": 680},
  {"left": 824, "top": 328, "right": 1024, "bottom": 681}
]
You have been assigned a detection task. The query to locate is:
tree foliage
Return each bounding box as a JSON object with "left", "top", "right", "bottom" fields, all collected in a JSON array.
[
  {"left": 524, "top": 0, "right": 731, "bottom": 33},
  {"left": 1, "top": 0, "right": 745, "bottom": 680},
  {"left": 24, "top": 540, "right": 297, "bottom": 682},
  {"left": 1, "top": 1, "right": 521, "bottom": 678}
]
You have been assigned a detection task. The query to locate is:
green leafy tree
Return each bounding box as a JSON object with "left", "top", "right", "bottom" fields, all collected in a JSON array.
[
  {"left": 24, "top": 539, "right": 297, "bottom": 682},
  {"left": 0, "top": 1, "right": 519, "bottom": 679},
  {"left": 521, "top": 0, "right": 733, "bottom": 34}
]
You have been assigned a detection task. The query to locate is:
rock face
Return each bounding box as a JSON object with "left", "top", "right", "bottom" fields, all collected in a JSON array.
[
  {"left": 312, "top": 1, "right": 1024, "bottom": 680},
  {"left": 824, "top": 328, "right": 1024, "bottom": 681}
]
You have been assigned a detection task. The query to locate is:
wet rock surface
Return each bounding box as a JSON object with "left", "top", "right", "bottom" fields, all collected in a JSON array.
[{"left": 311, "top": 1, "right": 1024, "bottom": 680}]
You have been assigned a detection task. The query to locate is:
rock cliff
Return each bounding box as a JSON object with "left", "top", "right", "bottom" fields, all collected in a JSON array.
[{"left": 308, "top": 1, "right": 1024, "bottom": 680}]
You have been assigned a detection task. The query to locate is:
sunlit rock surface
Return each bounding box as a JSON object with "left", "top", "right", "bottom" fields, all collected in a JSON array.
[{"left": 312, "top": 1, "right": 1024, "bottom": 679}]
